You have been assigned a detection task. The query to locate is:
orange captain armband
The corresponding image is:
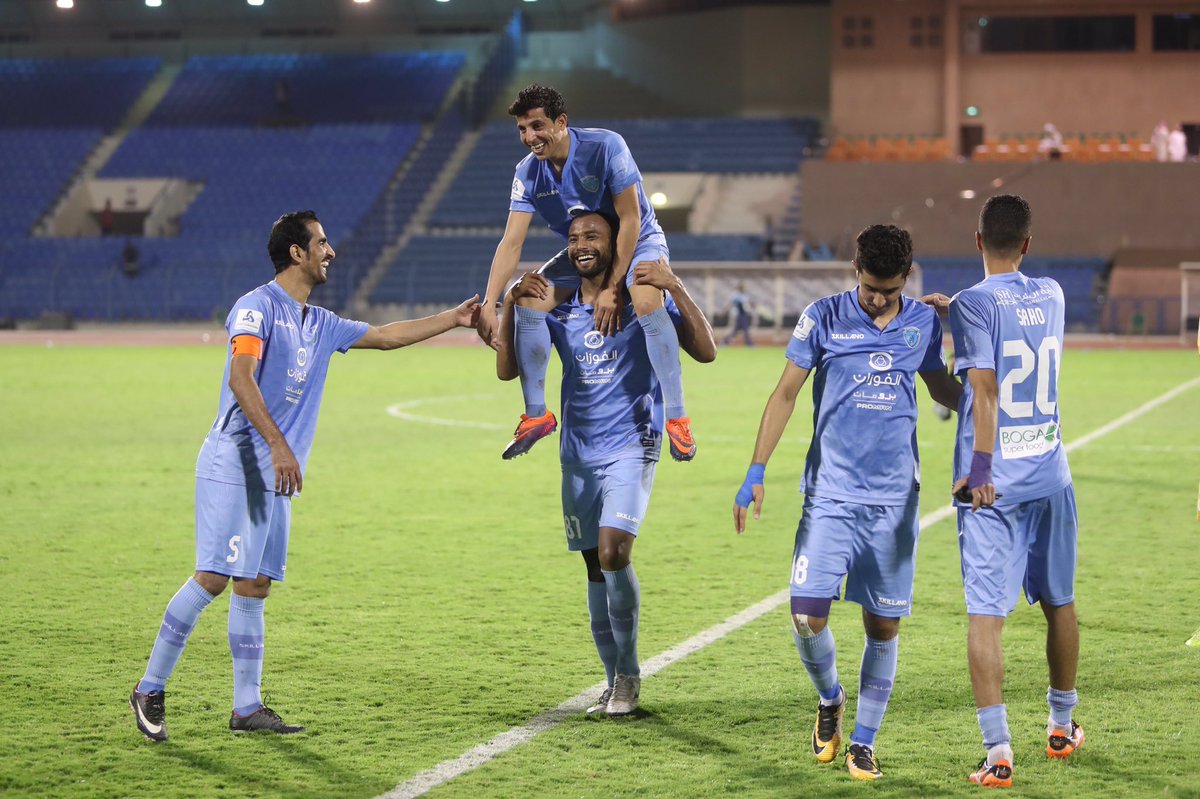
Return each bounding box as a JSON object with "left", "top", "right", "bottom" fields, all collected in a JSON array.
[{"left": 230, "top": 334, "right": 264, "bottom": 359}]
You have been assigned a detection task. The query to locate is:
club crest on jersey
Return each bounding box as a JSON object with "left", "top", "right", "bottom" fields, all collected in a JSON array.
[
  {"left": 993, "top": 288, "right": 1019, "bottom": 306},
  {"left": 581, "top": 175, "right": 600, "bottom": 192},
  {"left": 869, "top": 352, "right": 894, "bottom": 371},
  {"left": 583, "top": 330, "right": 605, "bottom": 349},
  {"left": 902, "top": 326, "right": 920, "bottom": 349}
]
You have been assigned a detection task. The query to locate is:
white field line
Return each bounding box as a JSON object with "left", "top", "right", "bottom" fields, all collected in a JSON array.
[{"left": 377, "top": 375, "right": 1200, "bottom": 799}]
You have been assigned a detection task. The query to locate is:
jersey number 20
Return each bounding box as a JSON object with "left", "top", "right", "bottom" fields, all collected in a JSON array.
[{"left": 999, "top": 337, "right": 1060, "bottom": 419}]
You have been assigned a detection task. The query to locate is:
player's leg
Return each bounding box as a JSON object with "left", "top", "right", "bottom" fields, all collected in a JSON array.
[
  {"left": 130, "top": 478, "right": 234, "bottom": 742},
  {"left": 596, "top": 457, "right": 655, "bottom": 716},
  {"left": 841, "top": 497, "right": 917, "bottom": 780},
  {"left": 959, "top": 504, "right": 1025, "bottom": 787},
  {"left": 790, "top": 497, "right": 854, "bottom": 763},
  {"left": 581, "top": 549, "right": 617, "bottom": 713},
  {"left": 226, "top": 492, "right": 304, "bottom": 734},
  {"left": 504, "top": 250, "right": 575, "bottom": 459},
  {"left": 1026, "top": 486, "right": 1083, "bottom": 758},
  {"left": 626, "top": 241, "right": 693, "bottom": 461},
  {"left": 563, "top": 464, "right": 613, "bottom": 714},
  {"left": 598, "top": 525, "right": 640, "bottom": 716}
]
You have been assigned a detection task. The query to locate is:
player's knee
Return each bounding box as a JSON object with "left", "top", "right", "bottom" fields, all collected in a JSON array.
[
  {"left": 193, "top": 570, "right": 229, "bottom": 596},
  {"left": 792, "top": 613, "right": 828, "bottom": 637},
  {"left": 597, "top": 544, "right": 629, "bottom": 572},
  {"left": 864, "top": 613, "right": 900, "bottom": 641},
  {"left": 232, "top": 575, "right": 271, "bottom": 599},
  {"left": 629, "top": 281, "right": 664, "bottom": 317}
]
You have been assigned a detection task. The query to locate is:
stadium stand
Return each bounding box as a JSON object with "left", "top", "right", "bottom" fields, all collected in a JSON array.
[
  {"left": 146, "top": 52, "right": 464, "bottom": 126},
  {"left": 919, "top": 256, "right": 1107, "bottom": 329},
  {"left": 0, "top": 56, "right": 160, "bottom": 129},
  {"left": 430, "top": 116, "right": 818, "bottom": 228}
]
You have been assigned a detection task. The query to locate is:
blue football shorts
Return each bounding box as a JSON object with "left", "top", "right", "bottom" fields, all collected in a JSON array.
[
  {"left": 533, "top": 233, "right": 670, "bottom": 292},
  {"left": 560, "top": 456, "right": 657, "bottom": 551},
  {"left": 194, "top": 477, "right": 291, "bottom": 582},
  {"left": 790, "top": 493, "right": 920, "bottom": 618},
  {"left": 957, "top": 484, "right": 1078, "bottom": 617}
]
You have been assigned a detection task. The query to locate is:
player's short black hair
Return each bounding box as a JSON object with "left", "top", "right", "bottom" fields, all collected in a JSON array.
[
  {"left": 979, "top": 194, "right": 1032, "bottom": 257},
  {"left": 508, "top": 84, "right": 566, "bottom": 121},
  {"left": 268, "top": 210, "right": 320, "bottom": 274},
  {"left": 570, "top": 210, "right": 619, "bottom": 244},
  {"left": 854, "top": 224, "right": 913, "bottom": 280}
]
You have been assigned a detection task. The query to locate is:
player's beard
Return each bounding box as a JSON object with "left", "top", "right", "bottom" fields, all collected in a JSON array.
[{"left": 573, "top": 253, "right": 610, "bottom": 281}]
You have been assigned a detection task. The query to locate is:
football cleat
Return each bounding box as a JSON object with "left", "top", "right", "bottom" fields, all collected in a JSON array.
[
  {"left": 1047, "top": 720, "right": 1084, "bottom": 759},
  {"left": 665, "top": 417, "right": 696, "bottom": 461},
  {"left": 130, "top": 687, "right": 168, "bottom": 742},
  {"left": 586, "top": 686, "right": 613, "bottom": 715},
  {"left": 845, "top": 743, "right": 883, "bottom": 780},
  {"left": 811, "top": 688, "right": 845, "bottom": 764},
  {"left": 606, "top": 674, "right": 641, "bottom": 717},
  {"left": 502, "top": 410, "right": 558, "bottom": 460},
  {"left": 968, "top": 757, "right": 1013, "bottom": 788},
  {"left": 229, "top": 704, "right": 305, "bottom": 735}
]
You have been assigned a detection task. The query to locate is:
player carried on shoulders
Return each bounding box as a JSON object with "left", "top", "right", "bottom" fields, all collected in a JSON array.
[{"left": 475, "top": 84, "right": 695, "bottom": 462}]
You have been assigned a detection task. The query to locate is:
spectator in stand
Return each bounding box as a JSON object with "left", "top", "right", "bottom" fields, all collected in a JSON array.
[
  {"left": 1151, "top": 121, "right": 1170, "bottom": 163},
  {"left": 1168, "top": 124, "right": 1188, "bottom": 163},
  {"left": 122, "top": 239, "right": 140, "bottom": 278},
  {"left": 1037, "top": 124, "right": 1063, "bottom": 161},
  {"left": 100, "top": 199, "right": 115, "bottom": 237}
]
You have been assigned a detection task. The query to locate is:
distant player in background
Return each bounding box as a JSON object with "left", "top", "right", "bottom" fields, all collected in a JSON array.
[
  {"left": 949, "top": 195, "right": 1083, "bottom": 788},
  {"left": 130, "top": 210, "right": 480, "bottom": 742},
  {"left": 475, "top": 84, "right": 696, "bottom": 463},
  {"left": 723, "top": 282, "right": 754, "bottom": 347},
  {"left": 496, "top": 211, "right": 715, "bottom": 716},
  {"left": 733, "top": 225, "right": 961, "bottom": 781}
]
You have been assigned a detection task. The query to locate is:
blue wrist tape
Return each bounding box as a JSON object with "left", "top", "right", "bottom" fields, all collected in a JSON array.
[
  {"left": 967, "top": 451, "right": 993, "bottom": 490},
  {"left": 735, "top": 464, "right": 766, "bottom": 508}
]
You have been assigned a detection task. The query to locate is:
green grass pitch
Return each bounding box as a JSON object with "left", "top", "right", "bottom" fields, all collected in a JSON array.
[{"left": 1, "top": 341, "right": 1198, "bottom": 798}]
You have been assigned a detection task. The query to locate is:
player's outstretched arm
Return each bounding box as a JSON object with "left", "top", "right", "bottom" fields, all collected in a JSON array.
[
  {"left": 228, "top": 350, "right": 301, "bottom": 496},
  {"left": 478, "top": 211, "right": 533, "bottom": 349},
  {"left": 733, "top": 362, "right": 810, "bottom": 533},
  {"left": 495, "top": 272, "right": 551, "bottom": 381},
  {"left": 633, "top": 258, "right": 716, "bottom": 363},
  {"left": 920, "top": 368, "right": 963, "bottom": 412},
  {"left": 353, "top": 296, "right": 481, "bottom": 351}
]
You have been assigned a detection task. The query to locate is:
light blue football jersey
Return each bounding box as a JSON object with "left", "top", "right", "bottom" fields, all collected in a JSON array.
[
  {"left": 785, "top": 290, "right": 946, "bottom": 505},
  {"left": 949, "top": 271, "right": 1072, "bottom": 505},
  {"left": 509, "top": 127, "right": 665, "bottom": 244},
  {"left": 195, "top": 280, "right": 368, "bottom": 489},
  {"left": 548, "top": 290, "right": 682, "bottom": 466}
]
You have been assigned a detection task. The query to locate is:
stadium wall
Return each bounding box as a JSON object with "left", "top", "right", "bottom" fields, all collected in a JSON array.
[
  {"left": 831, "top": 0, "right": 1200, "bottom": 145},
  {"left": 799, "top": 161, "right": 1200, "bottom": 257},
  {"left": 514, "top": 6, "right": 832, "bottom": 118}
]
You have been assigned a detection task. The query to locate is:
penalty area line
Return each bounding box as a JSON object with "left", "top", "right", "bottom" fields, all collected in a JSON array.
[{"left": 376, "top": 375, "right": 1200, "bottom": 799}]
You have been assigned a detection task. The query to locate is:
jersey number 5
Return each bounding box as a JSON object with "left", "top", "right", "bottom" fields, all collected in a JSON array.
[{"left": 999, "top": 337, "right": 1060, "bottom": 419}]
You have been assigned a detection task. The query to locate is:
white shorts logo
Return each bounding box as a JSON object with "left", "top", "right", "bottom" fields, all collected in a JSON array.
[{"left": 233, "top": 309, "right": 263, "bottom": 334}]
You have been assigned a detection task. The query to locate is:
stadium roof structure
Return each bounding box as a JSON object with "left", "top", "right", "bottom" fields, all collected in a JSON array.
[{"left": 1, "top": 0, "right": 829, "bottom": 42}]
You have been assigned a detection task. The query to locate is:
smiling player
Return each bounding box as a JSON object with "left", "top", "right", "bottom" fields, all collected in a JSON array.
[{"left": 476, "top": 84, "right": 695, "bottom": 464}]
